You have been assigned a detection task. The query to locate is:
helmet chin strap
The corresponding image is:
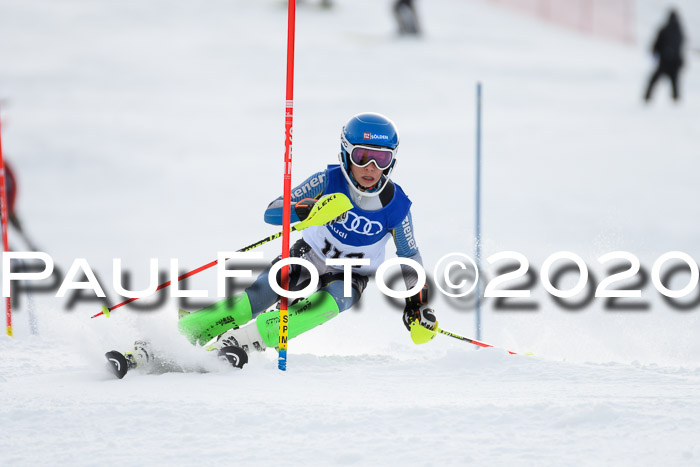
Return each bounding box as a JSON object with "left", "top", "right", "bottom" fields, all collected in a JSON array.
[{"left": 356, "top": 178, "right": 380, "bottom": 193}]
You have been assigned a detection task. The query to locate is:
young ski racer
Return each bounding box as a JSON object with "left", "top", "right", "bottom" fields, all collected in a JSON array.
[{"left": 106, "top": 112, "right": 437, "bottom": 377}]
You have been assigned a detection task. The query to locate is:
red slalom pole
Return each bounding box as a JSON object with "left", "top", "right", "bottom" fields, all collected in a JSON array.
[
  {"left": 278, "top": 0, "right": 296, "bottom": 372},
  {"left": 0, "top": 107, "right": 12, "bottom": 337}
]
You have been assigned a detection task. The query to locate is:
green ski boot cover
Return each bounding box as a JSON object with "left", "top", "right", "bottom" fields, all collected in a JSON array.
[
  {"left": 255, "top": 291, "right": 341, "bottom": 348},
  {"left": 178, "top": 293, "right": 254, "bottom": 345}
]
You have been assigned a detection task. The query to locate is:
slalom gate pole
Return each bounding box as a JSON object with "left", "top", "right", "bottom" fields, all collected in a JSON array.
[
  {"left": 436, "top": 327, "right": 517, "bottom": 355},
  {"left": 0, "top": 107, "right": 12, "bottom": 337},
  {"left": 474, "top": 82, "right": 483, "bottom": 341},
  {"left": 278, "top": 0, "right": 297, "bottom": 372}
]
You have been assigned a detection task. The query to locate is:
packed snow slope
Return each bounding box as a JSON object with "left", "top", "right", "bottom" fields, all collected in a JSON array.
[{"left": 1, "top": 0, "right": 699, "bottom": 465}]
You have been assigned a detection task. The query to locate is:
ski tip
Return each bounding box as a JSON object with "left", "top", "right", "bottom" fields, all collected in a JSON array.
[
  {"left": 218, "top": 346, "right": 248, "bottom": 369},
  {"left": 105, "top": 351, "right": 128, "bottom": 379}
]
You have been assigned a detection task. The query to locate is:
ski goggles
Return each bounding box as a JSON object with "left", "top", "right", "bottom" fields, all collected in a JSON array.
[{"left": 349, "top": 145, "right": 395, "bottom": 170}]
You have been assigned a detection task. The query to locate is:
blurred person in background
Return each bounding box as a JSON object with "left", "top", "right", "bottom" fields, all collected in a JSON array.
[
  {"left": 644, "top": 9, "right": 685, "bottom": 102},
  {"left": 394, "top": 0, "right": 420, "bottom": 35},
  {"left": 2, "top": 161, "right": 38, "bottom": 250},
  {"left": 297, "top": 0, "right": 332, "bottom": 9},
  {"left": 2, "top": 161, "right": 23, "bottom": 238}
]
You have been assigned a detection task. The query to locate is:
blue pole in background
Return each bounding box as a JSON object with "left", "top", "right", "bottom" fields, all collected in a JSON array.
[{"left": 475, "top": 82, "right": 482, "bottom": 341}]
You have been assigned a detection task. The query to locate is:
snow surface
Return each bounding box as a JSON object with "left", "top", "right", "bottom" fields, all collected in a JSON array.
[{"left": 1, "top": 0, "right": 699, "bottom": 465}]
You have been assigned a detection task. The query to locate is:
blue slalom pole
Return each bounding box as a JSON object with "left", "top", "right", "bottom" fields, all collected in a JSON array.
[{"left": 475, "top": 82, "right": 482, "bottom": 341}]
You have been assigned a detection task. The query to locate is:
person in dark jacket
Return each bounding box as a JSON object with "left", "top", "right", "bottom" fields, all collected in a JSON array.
[
  {"left": 394, "top": 0, "right": 420, "bottom": 35},
  {"left": 2, "top": 161, "right": 22, "bottom": 233},
  {"left": 644, "top": 9, "right": 685, "bottom": 102}
]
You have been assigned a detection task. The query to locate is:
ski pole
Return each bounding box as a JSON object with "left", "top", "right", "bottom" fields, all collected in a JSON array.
[
  {"left": 91, "top": 193, "right": 352, "bottom": 319},
  {"left": 92, "top": 230, "right": 288, "bottom": 318},
  {"left": 436, "top": 327, "right": 519, "bottom": 355}
]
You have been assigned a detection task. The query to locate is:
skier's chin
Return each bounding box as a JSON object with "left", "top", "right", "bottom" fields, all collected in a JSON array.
[{"left": 359, "top": 177, "right": 378, "bottom": 188}]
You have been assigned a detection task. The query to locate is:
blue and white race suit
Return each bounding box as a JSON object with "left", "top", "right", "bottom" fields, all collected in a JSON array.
[{"left": 265, "top": 165, "right": 422, "bottom": 280}]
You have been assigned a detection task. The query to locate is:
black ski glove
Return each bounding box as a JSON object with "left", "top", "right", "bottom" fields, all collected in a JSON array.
[
  {"left": 294, "top": 198, "right": 317, "bottom": 221},
  {"left": 402, "top": 286, "right": 436, "bottom": 331}
]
